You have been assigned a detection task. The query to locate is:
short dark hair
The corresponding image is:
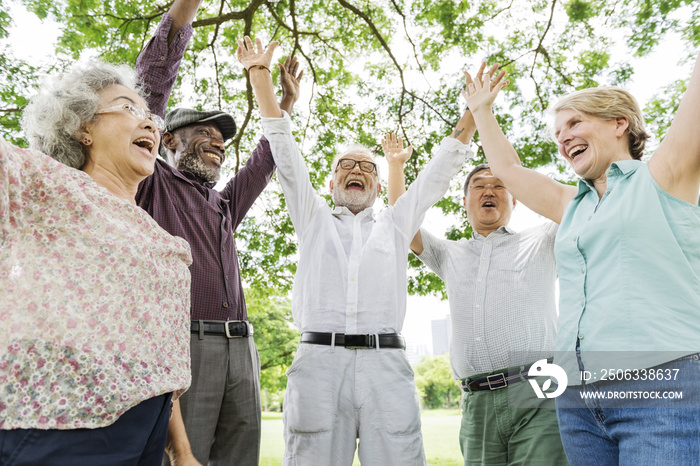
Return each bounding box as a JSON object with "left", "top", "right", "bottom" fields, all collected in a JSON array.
[{"left": 463, "top": 164, "right": 491, "bottom": 196}]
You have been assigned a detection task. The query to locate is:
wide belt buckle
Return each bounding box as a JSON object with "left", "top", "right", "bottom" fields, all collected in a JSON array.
[
  {"left": 225, "top": 321, "right": 248, "bottom": 338},
  {"left": 486, "top": 373, "right": 507, "bottom": 390},
  {"left": 344, "top": 334, "right": 374, "bottom": 349}
]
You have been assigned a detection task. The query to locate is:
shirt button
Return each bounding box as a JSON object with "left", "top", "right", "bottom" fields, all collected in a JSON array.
[
  {"left": 225, "top": 275, "right": 229, "bottom": 281},
  {"left": 350, "top": 277, "right": 355, "bottom": 282},
  {"left": 578, "top": 333, "right": 584, "bottom": 340},
  {"left": 478, "top": 278, "right": 483, "bottom": 283},
  {"left": 221, "top": 247, "right": 225, "bottom": 252},
  {"left": 349, "top": 306, "right": 355, "bottom": 311},
  {"left": 481, "top": 257, "right": 486, "bottom": 261},
  {"left": 476, "top": 337, "right": 481, "bottom": 342},
  {"left": 179, "top": 33, "right": 184, "bottom": 38},
  {"left": 573, "top": 236, "right": 578, "bottom": 243},
  {"left": 581, "top": 267, "right": 585, "bottom": 274},
  {"left": 160, "top": 56, "right": 165, "bottom": 60},
  {"left": 605, "top": 190, "right": 611, "bottom": 195},
  {"left": 588, "top": 216, "right": 592, "bottom": 221},
  {"left": 223, "top": 302, "right": 228, "bottom": 308},
  {"left": 475, "top": 304, "right": 481, "bottom": 309}
]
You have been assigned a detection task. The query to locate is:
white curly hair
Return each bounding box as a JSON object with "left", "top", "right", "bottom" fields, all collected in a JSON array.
[{"left": 22, "top": 61, "right": 143, "bottom": 169}]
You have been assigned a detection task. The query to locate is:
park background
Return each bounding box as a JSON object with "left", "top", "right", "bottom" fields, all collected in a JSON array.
[{"left": 1, "top": 0, "right": 698, "bottom": 463}]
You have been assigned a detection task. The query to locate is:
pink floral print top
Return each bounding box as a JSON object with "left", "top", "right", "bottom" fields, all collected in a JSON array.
[{"left": 0, "top": 138, "right": 193, "bottom": 430}]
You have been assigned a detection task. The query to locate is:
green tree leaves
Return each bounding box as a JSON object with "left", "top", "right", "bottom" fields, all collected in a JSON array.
[
  {"left": 1, "top": 0, "right": 696, "bottom": 299},
  {"left": 245, "top": 287, "right": 299, "bottom": 393},
  {"left": 414, "top": 354, "right": 461, "bottom": 408}
]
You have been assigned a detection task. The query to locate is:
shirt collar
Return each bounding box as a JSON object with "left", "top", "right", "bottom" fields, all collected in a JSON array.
[
  {"left": 471, "top": 224, "right": 514, "bottom": 240},
  {"left": 576, "top": 159, "right": 643, "bottom": 195},
  {"left": 332, "top": 205, "right": 375, "bottom": 220},
  {"left": 179, "top": 169, "right": 217, "bottom": 189}
]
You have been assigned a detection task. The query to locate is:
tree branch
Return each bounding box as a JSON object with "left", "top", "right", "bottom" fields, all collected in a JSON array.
[
  {"left": 192, "top": 9, "right": 246, "bottom": 27},
  {"left": 389, "top": 0, "right": 427, "bottom": 77},
  {"left": 485, "top": 0, "right": 515, "bottom": 22}
]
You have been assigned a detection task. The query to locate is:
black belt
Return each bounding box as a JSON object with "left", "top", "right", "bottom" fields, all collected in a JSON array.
[
  {"left": 190, "top": 320, "right": 253, "bottom": 338},
  {"left": 300, "top": 332, "right": 405, "bottom": 349},
  {"left": 461, "top": 358, "right": 553, "bottom": 392}
]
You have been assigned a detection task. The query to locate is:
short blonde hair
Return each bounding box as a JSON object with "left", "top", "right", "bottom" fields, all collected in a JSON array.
[{"left": 553, "top": 87, "right": 650, "bottom": 160}]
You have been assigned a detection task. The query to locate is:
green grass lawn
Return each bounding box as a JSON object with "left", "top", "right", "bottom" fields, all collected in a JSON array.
[{"left": 260, "top": 408, "right": 462, "bottom": 465}]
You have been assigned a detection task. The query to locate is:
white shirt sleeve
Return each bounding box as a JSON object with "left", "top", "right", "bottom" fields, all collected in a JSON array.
[
  {"left": 415, "top": 227, "right": 449, "bottom": 279},
  {"left": 391, "top": 137, "right": 473, "bottom": 240},
  {"left": 261, "top": 112, "right": 322, "bottom": 239}
]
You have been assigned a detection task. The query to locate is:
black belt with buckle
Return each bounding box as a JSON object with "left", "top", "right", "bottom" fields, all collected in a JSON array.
[
  {"left": 300, "top": 332, "right": 405, "bottom": 349},
  {"left": 190, "top": 320, "right": 253, "bottom": 338},
  {"left": 461, "top": 358, "right": 553, "bottom": 392}
]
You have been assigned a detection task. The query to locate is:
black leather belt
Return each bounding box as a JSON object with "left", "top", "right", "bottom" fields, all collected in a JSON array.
[
  {"left": 461, "top": 358, "right": 552, "bottom": 392},
  {"left": 300, "top": 332, "right": 405, "bottom": 349},
  {"left": 190, "top": 320, "right": 253, "bottom": 338}
]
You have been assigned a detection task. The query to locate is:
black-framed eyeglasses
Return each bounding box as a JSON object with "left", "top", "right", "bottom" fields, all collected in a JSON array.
[
  {"left": 95, "top": 103, "right": 165, "bottom": 131},
  {"left": 336, "top": 158, "right": 377, "bottom": 173}
]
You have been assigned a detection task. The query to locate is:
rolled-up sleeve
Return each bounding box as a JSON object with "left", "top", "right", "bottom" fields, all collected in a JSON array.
[{"left": 135, "top": 13, "right": 193, "bottom": 118}]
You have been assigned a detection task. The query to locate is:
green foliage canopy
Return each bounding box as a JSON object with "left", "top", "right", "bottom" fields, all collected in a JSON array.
[{"left": 1, "top": 0, "right": 698, "bottom": 299}]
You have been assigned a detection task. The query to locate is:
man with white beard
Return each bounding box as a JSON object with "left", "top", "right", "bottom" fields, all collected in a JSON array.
[{"left": 235, "top": 35, "right": 506, "bottom": 466}]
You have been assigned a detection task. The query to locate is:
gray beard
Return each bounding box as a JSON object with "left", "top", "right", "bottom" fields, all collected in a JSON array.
[
  {"left": 178, "top": 151, "right": 220, "bottom": 183},
  {"left": 332, "top": 188, "right": 375, "bottom": 214}
]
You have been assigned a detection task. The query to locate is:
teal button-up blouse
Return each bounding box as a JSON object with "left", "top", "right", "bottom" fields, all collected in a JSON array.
[{"left": 554, "top": 160, "right": 700, "bottom": 384}]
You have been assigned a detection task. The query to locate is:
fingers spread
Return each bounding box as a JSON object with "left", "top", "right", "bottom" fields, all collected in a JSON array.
[{"left": 487, "top": 63, "right": 499, "bottom": 76}]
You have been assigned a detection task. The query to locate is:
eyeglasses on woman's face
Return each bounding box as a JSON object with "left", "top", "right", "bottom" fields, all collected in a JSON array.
[{"left": 96, "top": 103, "right": 165, "bottom": 131}]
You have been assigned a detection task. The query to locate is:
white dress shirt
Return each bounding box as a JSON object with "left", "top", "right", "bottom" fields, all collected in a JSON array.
[
  {"left": 419, "top": 223, "right": 558, "bottom": 378},
  {"left": 262, "top": 113, "right": 472, "bottom": 334}
]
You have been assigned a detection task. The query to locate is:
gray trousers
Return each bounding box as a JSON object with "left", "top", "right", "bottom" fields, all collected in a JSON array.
[{"left": 163, "top": 332, "right": 261, "bottom": 466}]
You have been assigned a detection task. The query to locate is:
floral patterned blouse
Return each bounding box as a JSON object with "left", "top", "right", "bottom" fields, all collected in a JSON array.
[{"left": 0, "top": 138, "right": 193, "bottom": 430}]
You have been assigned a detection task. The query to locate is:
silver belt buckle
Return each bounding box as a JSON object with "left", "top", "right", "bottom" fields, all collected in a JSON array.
[
  {"left": 225, "top": 320, "right": 250, "bottom": 338},
  {"left": 486, "top": 373, "right": 507, "bottom": 390}
]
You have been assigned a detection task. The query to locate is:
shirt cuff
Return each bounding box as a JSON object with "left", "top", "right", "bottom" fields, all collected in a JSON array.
[
  {"left": 261, "top": 111, "right": 293, "bottom": 134},
  {"left": 439, "top": 137, "right": 473, "bottom": 159}
]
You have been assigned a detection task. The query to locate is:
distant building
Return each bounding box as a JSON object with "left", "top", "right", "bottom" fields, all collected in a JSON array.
[
  {"left": 405, "top": 341, "right": 430, "bottom": 365},
  {"left": 431, "top": 316, "right": 451, "bottom": 356}
]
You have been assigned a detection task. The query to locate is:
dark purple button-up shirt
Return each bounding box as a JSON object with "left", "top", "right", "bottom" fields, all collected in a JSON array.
[{"left": 135, "top": 13, "right": 275, "bottom": 321}]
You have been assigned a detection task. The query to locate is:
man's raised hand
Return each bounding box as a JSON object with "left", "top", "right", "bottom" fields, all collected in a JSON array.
[{"left": 382, "top": 133, "right": 413, "bottom": 166}]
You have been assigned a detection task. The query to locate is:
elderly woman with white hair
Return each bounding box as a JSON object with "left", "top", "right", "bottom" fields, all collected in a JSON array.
[
  {"left": 463, "top": 52, "right": 700, "bottom": 464},
  {"left": 0, "top": 61, "right": 192, "bottom": 464}
]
